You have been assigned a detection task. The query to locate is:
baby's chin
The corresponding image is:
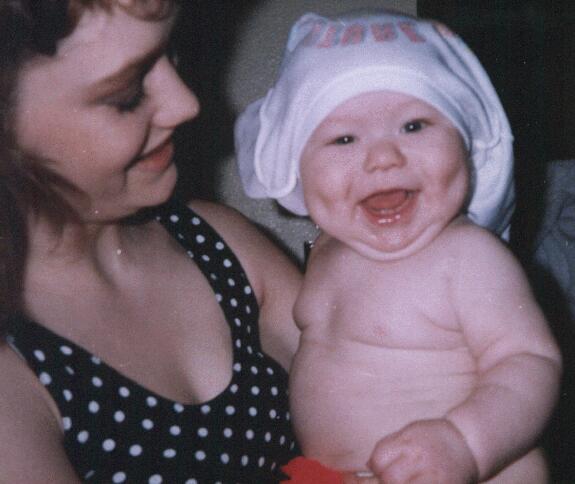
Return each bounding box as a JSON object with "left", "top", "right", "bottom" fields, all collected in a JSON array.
[{"left": 344, "top": 228, "right": 444, "bottom": 262}]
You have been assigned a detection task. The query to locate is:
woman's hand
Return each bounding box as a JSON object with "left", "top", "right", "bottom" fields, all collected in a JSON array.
[{"left": 367, "top": 419, "right": 479, "bottom": 484}]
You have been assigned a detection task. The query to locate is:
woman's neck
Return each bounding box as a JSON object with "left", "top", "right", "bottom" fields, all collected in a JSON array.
[{"left": 25, "top": 213, "right": 148, "bottom": 287}]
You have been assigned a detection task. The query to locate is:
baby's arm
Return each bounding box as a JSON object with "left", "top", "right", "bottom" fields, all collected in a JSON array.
[
  {"left": 444, "top": 228, "right": 561, "bottom": 478},
  {"left": 369, "top": 226, "right": 561, "bottom": 482}
]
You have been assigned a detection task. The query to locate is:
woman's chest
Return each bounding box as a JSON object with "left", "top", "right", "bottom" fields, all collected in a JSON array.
[
  {"left": 24, "top": 249, "right": 251, "bottom": 404},
  {"left": 9, "top": 308, "right": 297, "bottom": 483}
]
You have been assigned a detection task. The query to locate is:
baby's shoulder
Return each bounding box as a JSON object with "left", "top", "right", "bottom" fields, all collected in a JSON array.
[
  {"left": 441, "top": 218, "right": 525, "bottom": 287},
  {"left": 442, "top": 217, "right": 509, "bottom": 258}
]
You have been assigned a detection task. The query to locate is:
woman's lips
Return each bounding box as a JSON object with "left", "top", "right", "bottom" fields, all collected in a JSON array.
[
  {"left": 360, "top": 189, "right": 416, "bottom": 225},
  {"left": 133, "top": 139, "right": 174, "bottom": 172}
]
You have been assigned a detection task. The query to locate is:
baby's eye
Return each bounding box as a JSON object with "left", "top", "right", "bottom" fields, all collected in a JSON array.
[
  {"left": 331, "top": 135, "right": 355, "bottom": 145},
  {"left": 402, "top": 120, "right": 426, "bottom": 133}
]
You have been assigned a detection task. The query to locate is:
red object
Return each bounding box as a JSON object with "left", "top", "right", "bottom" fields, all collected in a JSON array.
[{"left": 281, "top": 456, "right": 344, "bottom": 483}]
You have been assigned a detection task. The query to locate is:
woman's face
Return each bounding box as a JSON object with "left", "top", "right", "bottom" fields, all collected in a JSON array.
[{"left": 14, "top": 4, "right": 199, "bottom": 222}]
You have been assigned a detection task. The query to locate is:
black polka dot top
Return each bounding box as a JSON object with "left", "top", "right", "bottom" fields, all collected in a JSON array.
[{"left": 7, "top": 199, "right": 300, "bottom": 483}]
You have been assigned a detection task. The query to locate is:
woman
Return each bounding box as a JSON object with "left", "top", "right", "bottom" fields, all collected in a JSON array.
[{"left": 0, "top": 0, "right": 302, "bottom": 481}]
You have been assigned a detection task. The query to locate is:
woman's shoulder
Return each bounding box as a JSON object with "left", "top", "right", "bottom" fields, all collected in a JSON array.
[
  {"left": 188, "top": 199, "right": 259, "bottom": 237},
  {"left": 186, "top": 200, "right": 302, "bottom": 369},
  {"left": 186, "top": 197, "right": 300, "bottom": 277},
  {"left": 186, "top": 199, "right": 296, "bottom": 272}
]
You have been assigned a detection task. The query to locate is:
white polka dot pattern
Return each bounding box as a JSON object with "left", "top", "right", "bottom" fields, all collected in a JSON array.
[{"left": 7, "top": 200, "right": 300, "bottom": 482}]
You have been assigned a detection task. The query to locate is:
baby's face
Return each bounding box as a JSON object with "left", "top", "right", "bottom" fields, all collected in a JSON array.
[{"left": 300, "top": 90, "right": 469, "bottom": 261}]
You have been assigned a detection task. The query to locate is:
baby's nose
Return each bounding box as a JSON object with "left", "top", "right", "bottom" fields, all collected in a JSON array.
[{"left": 364, "top": 139, "right": 406, "bottom": 172}]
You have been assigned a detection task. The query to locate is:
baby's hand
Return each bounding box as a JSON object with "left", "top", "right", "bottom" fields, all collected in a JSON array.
[
  {"left": 342, "top": 471, "right": 380, "bottom": 484},
  {"left": 367, "top": 419, "right": 479, "bottom": 484}
]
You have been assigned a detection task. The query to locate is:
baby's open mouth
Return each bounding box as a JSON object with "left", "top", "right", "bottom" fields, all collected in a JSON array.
[{"left": 361, "top": 189, "right": 415, "bottom": 224}]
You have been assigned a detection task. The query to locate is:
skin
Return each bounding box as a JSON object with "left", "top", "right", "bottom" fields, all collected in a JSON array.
[
  {"left": 15, "top": 4, "right": 196, "bottom": 221},
  {"left": 0, "top": 4, "right": 302, "bottom": 482},
  {"left": 290, "top": 91, "right": 561, "bottom": 483},
  {"left": 299, "top": 91, "right": 470, "bottom": 262}
]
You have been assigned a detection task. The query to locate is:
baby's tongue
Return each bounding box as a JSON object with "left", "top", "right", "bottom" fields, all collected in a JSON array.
[{"left": 363, "top": 190, "right": 408, "bottom": 212}]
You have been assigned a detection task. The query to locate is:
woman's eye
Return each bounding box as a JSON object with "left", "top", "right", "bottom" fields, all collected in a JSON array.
[
  {"left": 167, "top": 46, "right": 181, "bottom": 69},
  {"left": 402, "top": 120, "right": 426, "bottom": 133},
  {"left": 111, "top": 87, "right": 146, "bottom": 114},
  {"left": 332, "top": 135, "right": 355, "bottom": 145}
]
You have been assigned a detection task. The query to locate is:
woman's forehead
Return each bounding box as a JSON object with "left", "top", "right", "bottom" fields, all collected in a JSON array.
[
  {"left": 57, "top": 5, "right": 174, "bottom": 59},
  {"left": 17, "top": 6, "right": 173, "bottom": 102}
]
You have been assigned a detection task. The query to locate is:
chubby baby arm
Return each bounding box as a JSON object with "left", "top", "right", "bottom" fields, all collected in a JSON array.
[
  {"left": 445, "top": 228, "right": 561, "bottom": 480},
  {"left": 392, "top": 226, "right": 559, "bottom": 483},
  {"left": 368, "top": 226, "right": 561, "bottom": 483}
]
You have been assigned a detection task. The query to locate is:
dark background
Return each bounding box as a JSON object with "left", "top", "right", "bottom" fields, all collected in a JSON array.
[{"left": 172, "top": 1, "right": 265, "bottom": 202}]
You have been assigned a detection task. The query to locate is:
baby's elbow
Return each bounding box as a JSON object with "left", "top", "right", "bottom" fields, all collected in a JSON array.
[
  {"left": 499, "top": 349, "right": 562, "bottom": 399},
  {"left": 536, "top": 339, "right": 563, "bottom": 379},
  {"left": 523, "top": 349, "right": 562, "bottom": 407},
  {"left": 546, "top": 348, "right": 563, "bottom": 395},
  {"left": 519, "top": 328, "right": 562, "bottom": 380},
  {"left": 526, "top": 347, "right": 562, "bottom": 377}
]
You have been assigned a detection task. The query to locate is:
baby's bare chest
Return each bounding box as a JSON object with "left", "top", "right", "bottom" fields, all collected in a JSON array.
[{"left": 296, "top": 251, "right": 462, "bottom": 349}]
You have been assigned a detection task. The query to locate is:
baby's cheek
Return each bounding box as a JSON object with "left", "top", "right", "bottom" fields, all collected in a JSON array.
[{"left": 442, "top": 166, "right": 469, "bottom": 202}]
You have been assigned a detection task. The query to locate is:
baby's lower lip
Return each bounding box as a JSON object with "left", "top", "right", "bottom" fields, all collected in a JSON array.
[
  {"left": 360, "top": 189, "right": 416, "bottom": 225},
  {"left": 134, "top": 140, "right": 174, "bottom": 172}
]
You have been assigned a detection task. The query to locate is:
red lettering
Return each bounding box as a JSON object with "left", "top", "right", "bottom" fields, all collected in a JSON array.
[
  {"left": 341, "top": 24, "right": 365, "bottom": 46},
  {"left": 301, "top": 21, "right": 325, "bottom": 47},
  {"left": 317, "top": 25, "right": 342, "bottom": 48},
  {"left": 371, "top": 23, "right": 397, "bottom": 42},
  {"left": 433, "top": 22, "right": 457, "bottom": 38},
  {"left": 399, "top": 22, "right": 426, "bottom": 43}
]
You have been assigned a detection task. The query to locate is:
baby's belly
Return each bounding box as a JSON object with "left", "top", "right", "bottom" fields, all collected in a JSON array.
[{"left": 289, "top": 339, "right": 477, "bottom": 471}]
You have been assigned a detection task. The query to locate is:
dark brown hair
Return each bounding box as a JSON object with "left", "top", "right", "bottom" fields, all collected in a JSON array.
[{"left": 0, "top": 0, "right": 177, "bottom": 330}]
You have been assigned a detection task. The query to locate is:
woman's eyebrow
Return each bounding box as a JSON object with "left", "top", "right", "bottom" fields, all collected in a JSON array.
[{"left": 93, "top": 43, "right": 166, "bottom": 90}]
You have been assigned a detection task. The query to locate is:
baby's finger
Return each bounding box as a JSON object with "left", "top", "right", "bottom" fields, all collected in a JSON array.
[
  {"left": 369, "top": 440, "right": 426, "bottom": 483},
  {"left": 342, "top": 471, "right": 380, "bottom": 484},
  {"left": 368, "top": 439, "right": 407, "bottom": 475}
]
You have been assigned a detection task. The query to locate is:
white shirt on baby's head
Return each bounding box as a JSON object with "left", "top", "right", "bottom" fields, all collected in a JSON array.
[{"left": 235, "top": 9, "right": 514, "bottom": 239}]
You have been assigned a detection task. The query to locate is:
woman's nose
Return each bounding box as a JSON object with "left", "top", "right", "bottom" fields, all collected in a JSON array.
[
  {"left": 363, "top": 138, "right": 406, "bottom": 172},
  {"left": 149, "top": 57, "right": 200, "bottom": 128}
]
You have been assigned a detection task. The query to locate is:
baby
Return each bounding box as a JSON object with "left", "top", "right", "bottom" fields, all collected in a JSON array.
[{"left": 235, "top": 10, "right": 561, "bottom": 483}]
